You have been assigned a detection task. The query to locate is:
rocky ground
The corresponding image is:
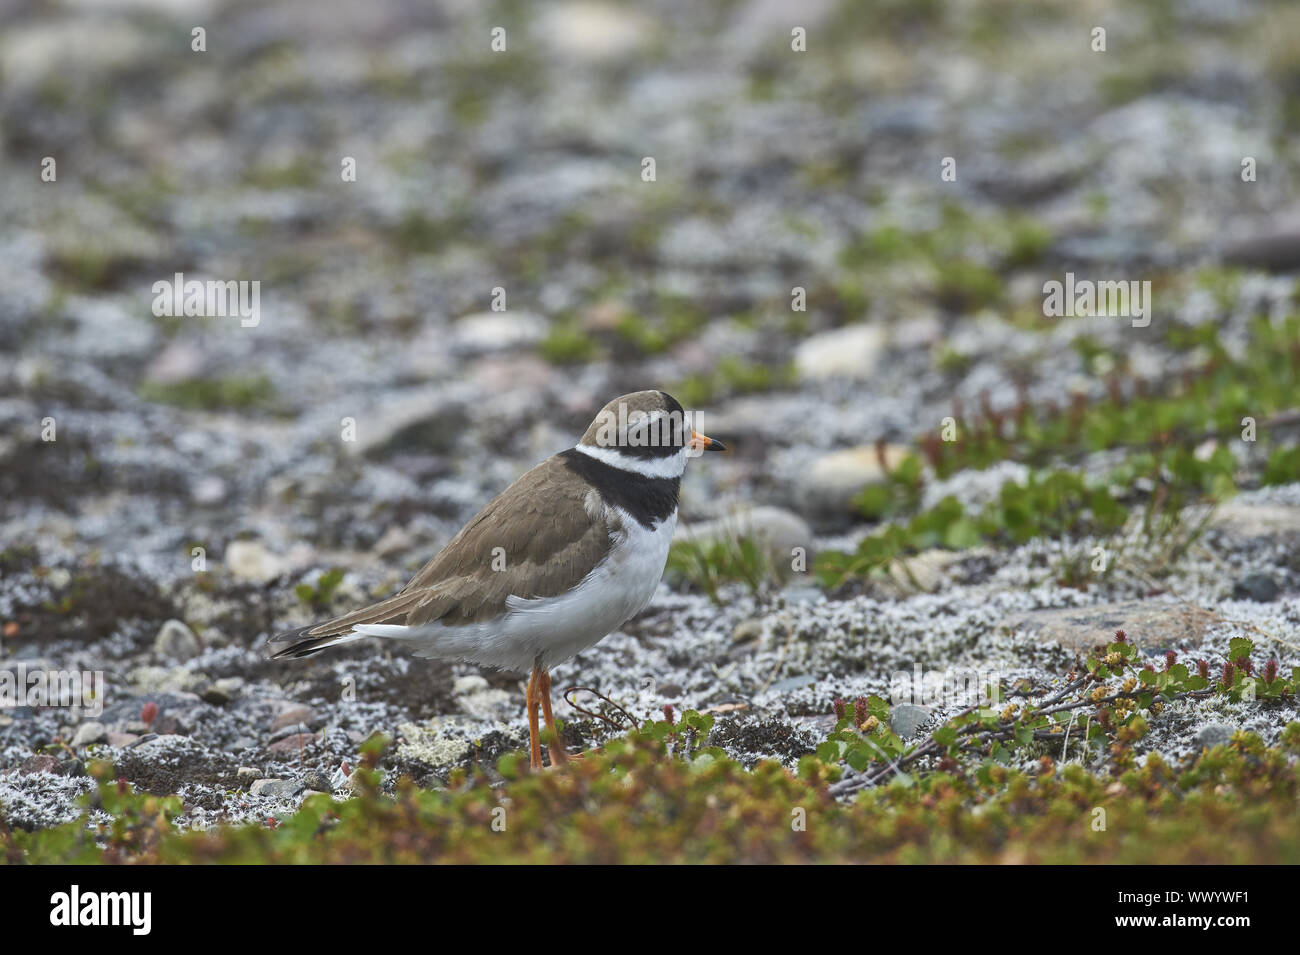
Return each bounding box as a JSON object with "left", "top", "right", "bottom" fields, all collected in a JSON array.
[{"left": 3, "top": 0, "right": 1300, "bottom": 833}]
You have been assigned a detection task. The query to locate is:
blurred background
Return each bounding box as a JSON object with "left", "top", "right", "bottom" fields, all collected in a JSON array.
[
  {"left": 3, "top": 0, "right": 1298, "bottom": 570},
  {"left": 3, "top": 0, "right": 1300, "bottom": 821}
]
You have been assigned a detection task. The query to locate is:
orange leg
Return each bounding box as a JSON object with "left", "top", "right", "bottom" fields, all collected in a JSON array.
[
  {"left": 526, "top": 666, "right": 544, "bottom": 770},
  {"left": 538, "top": 668, "right": 568, "bottom": 765}
]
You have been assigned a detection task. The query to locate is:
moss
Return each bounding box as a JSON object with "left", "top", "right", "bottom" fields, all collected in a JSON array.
[
  {"left": 538, "top": 320, "right": 598, "bottom": 365},
  {"left": 139, "top": 374, "right": 276, "bottom": 412},
  {"left": 675, "top": 357, "right": 795, "bottom": 406}
]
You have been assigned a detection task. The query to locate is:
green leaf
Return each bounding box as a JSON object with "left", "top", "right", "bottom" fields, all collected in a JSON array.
[{"left": 933, "top": 727, "right": 958, "bottom": 748}]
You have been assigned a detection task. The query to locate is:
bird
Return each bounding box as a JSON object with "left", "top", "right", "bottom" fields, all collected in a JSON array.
[{"left": 268, "top": 390, "right": 725, "bottom": 769}]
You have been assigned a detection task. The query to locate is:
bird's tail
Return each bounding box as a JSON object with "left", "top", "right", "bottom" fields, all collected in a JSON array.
[{"left": 266, "top": 590, "right": 424, "bottom": 658}]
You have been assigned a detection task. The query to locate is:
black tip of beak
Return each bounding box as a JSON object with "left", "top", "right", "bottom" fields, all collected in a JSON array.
[{"left": 709, "top": 438, "right": 727, "bottom": 452}]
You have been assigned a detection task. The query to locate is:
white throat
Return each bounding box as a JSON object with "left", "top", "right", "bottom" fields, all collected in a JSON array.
[{"left": 572, "top": 443, "right": 689, "bottom": 479}]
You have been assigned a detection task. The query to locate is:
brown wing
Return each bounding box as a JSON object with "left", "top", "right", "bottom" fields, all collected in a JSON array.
[{"left": 270, "top": 456, "right": 613, "bottom": 647}]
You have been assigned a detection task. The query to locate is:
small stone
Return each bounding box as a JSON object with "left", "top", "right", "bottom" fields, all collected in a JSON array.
[
  {"left": 889, "top": 704, "right": 930, "bottom": 739},
  {"left": 60, "top": 758, "right": 86, "bottom": 777},
  {"left": 301, "top": 770, "right": 332, "bottom": 793},
  {"left": 268, "top": 732, "right": 321, "bottom": 754},
  {"left": 451, "top": 311, "right": 546, "bottom": 353},
  {"left": 451, "top": 675, "right": 489, "bottom": 696},
  {"left": 105, "top": 732, "right": 139, "bottom": 747},
  {"left": 71, "top": 720, "right": 107, "bottom": 748},
  {"left": 769, "top": 674, "right": 817, "bottom": 694},
  {"left": 200, "top": 684, "right": 232, "bottom": 705},
  {"left": 731, "top": 619, "right": 764, "bottom": 645},
  {"left": 153, "top": 619, "right": 201, "bottom": 661},
  {"left": 269, "top": 704, "right": 316, "bottom": 733},
  {"left": 250, "top": 778, "right": 305, "bottom": 798},
  {"left": 344, "top": 768, "right": 368, "bottom": 797},
  {"left": 794, "top": 324, "right": 887, "bottom": 382},
  {"left": 1002, "top": 600, "right": 1214, "bottom": 653},
  {"left": 373, "top": 525, "right": 414, "bottom": 558},
  {"left": 1233, "top": 572, "right": 1279, "bottom": 603},
  {"left": 1194, "top": 724, "right": 1235, "bottom": 750},
  {"left": 799, "top": 445, "right": 912, "bottom": 525},
  {"left": 224, "top": 540, "right": 286, "bottom": 584},
  {"left": 191, "top": 475, "right": 228, "bottom": 505},
  {"left": 19, "top": 754, "right": 59, "bottom": 775}
]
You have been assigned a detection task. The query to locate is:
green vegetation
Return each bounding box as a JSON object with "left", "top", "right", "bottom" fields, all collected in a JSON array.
[
  {"left": 667, "top": 535, "right": 774, "bottom": 603},
  {"left": 811, "top": 313, "right": 1300, "bottom": 587},
  {"left": 295, "top": 568, "right": 346, "bottom": 613},
  {"left": 139, "top": 374, "right": 276, "bottom": 412},
  {"left": 6, "top": 635, "right": 1297, "bottom": 864},
  {"left": 538, "top": 318, "right": 599, "bottom": 365},
  {"left": 674, "top": 357, "right": 795, "bottom": 407}
]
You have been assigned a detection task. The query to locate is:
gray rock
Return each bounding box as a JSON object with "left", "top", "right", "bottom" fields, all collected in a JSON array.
[
  {"left": 451, "top": 675, "right": 489, "bottom": 696},
  {"left": 19, "top": 754, "right": 60, "bottom": 775},
  {"left": 224, "top": 540, "right": 287, "bottom": 584},
  {"left": 71, "top": 720, "right": 107, "bottom": 748},
  {"left": 301, "top": 770, "right": 332, "bottom": 793},
  {"left": 269, "top": 704, "right": 316, "bottom": 733},
  {"left": 1233, "top": 572, "right": 1279, "bottom": 603},
  {"left": 199, "top": 685, "right": 230, "bottom": 705},
  {"left": 1194, "top": 724, "right": 1236, "bottom": 750},
  {"left": 450, "top": 311, "right": 546, "bottom": 353},
  {"left": 794, "top": 324, "right": 887, "bottom": 382},
  {"left": 1221, "top": 223, "right": 1300, "bottom": 272},
  {"left": 798, "top": 445, "right": 911, "bottom": 525},
  {"left": 200, "top": 678, "right": 243, "bottom": 706},
  {"left": 250, "top": 778, "right": 305, "bottom": 798},
  {"left": 769, "top": 674, "right": 817, "bottom": 694},
  {"left": 889, "top": 704, "right": 930, "bottom": 739},
  {"left": 153, "top": 619, "right": 201, "bottom": 661},
  {"left": 1001, "top": 600, "right": 1214, "bottom": 653}
]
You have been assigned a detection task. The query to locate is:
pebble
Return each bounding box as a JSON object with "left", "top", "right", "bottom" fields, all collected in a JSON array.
[
  {"left": 268, "top": 732, "right": 322, "bottom": 754},
  {"left": 301, "top": 770, "right": 332, "bottom": 793},
  {"left": 798, "top": 445, "right": 911, "bottom": 525},
  {"left": 1194, "top": 724, "right": 1236, "bottom": 750},
  {"left": 1233, "top": 572, "right": 1279, "bottom": 603},
  {"left": 794, "top": 324, "right": 887, "bottom": 382},
  {"left": 889, "top": 704, "right": 930, "bottom": 740},
  {"left": 269, "top": 704, "right": 316, "bottom": 733},
  {"left": 153, "top": 619, "right": 201, "bottom": 661},
  {"left": 225, "top": 540, "right": 287, "bottom": 584},
  {"left": 250, "top": 778, "right": 304, "bottom": 798},
  {"left": 19, "top": 755, "right": 59, "bottom": 775},
  {"left": 1001, "top": 600, "right": 1214, "bottom": 653},
  {"left": 71, "top": 720, "right": 107, "bottom": 748},
  {"left": 452, "top": 675, "right": 489, "bottom": 696}
]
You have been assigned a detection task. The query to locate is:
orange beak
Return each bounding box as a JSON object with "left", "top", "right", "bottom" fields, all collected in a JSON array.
[{"left": 690, "top": 430, "right": 726, "bottom": 452}]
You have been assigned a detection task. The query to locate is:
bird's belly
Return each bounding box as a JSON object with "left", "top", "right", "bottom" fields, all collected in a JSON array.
[
  {"left": 419, "top": 510, "right": 670, "bottom": 671},
  {"left": 507, "top": 511, "right": 675, "bottom": 667}
]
